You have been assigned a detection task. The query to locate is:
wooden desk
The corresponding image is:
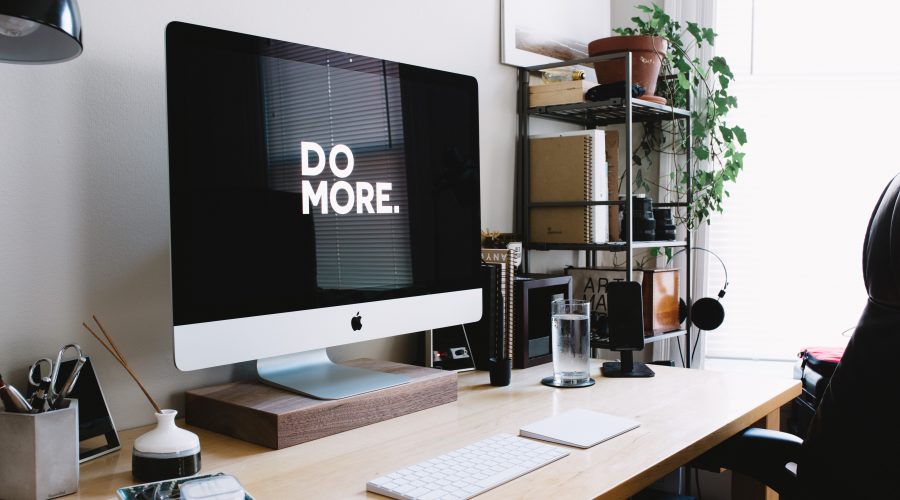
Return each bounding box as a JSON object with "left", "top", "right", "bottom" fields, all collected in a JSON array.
[{"left": 76, "top": 361, "right": 799, "bottom": 499}]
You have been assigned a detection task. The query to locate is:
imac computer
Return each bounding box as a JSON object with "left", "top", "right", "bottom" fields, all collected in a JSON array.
[{"left": 165, "top": 22, "right": 482, "bottom": 399}]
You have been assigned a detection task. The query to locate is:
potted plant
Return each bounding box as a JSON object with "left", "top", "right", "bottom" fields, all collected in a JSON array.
[{"left": 592, "top": 3, "right": 747, "bottom": 229}]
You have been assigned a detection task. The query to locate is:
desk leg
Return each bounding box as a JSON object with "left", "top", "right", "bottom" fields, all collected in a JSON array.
[{"left": 731, "top": 409, "right": 780, "bottom": 500}]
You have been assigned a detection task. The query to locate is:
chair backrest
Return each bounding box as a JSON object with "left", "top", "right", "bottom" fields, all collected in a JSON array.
[{"left": 799, "top": 174, "right": 900, "bottom": 497}]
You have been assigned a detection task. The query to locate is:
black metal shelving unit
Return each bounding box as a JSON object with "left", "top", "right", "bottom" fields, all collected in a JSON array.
[{"left": 515, "top": 52, "right": 695, "bottom": 367}]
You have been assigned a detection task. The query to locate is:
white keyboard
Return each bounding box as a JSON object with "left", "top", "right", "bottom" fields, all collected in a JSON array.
[{"left": 366, "top": 433, "right": 569, "bottom": 500}]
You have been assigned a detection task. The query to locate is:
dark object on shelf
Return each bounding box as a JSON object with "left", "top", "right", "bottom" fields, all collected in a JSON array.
[
  {"left": 585, "top": 81, "right": 646, "bottom": 102},
  {"left": 488, "top": 357, "right": 512, "bottom": 387},
  {"left": 620, "top": 195, "right": 656, "bottom": 241},
  {"left": 0, "top": 0, "right": 83, "bottom": 63},
  {"left": 602, "top": 281, "right": 654, "bottom": 378},
  {"left": 653, "top": 208, "right": 676, "bottom": 241},
  {"left": 513, "top": 275, "right": 573, "bottom": 369}
]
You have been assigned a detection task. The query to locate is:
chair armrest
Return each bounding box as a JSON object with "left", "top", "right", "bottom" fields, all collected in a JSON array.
[{"left": 693, "top": 428, "right": 802, "bottom": 497}]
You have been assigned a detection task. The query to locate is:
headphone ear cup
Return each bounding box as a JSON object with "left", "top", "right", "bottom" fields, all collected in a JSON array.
[{"left": 692, "top": 297, "right": 725, "bottom": 331}]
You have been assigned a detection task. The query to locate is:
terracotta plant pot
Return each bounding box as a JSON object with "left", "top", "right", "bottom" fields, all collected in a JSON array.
[{"left": 587, "top": 35, "right": 667, "bottom": 97}]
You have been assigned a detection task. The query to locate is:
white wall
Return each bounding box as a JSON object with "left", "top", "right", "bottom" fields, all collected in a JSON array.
[{"left": 0, "top": 0, "right": 519, "bottom": 429}]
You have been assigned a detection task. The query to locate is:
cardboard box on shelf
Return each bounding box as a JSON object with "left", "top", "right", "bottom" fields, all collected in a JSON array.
[{"left": 528, "top": 80, "right": 598, "bottom": 108}]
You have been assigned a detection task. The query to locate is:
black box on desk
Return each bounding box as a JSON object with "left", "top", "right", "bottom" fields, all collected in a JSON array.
[{"left": 513, "top": 274, "right": 572, "bottom": 368}]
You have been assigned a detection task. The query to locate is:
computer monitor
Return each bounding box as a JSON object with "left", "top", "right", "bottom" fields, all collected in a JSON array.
[{"left": 165, "top": 22, "right": 482, "bottom": 399}]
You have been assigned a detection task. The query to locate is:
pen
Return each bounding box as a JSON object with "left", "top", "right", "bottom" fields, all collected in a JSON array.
[
  {"left": 51, "top": 356, "right": 86, "bottom": 409},
  {"left": 0, "top": 372, "right": 34, "bottom": 413}
]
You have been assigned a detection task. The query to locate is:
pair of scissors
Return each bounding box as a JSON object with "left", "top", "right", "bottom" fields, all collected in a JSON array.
[{"left": 27, "top": 343, "right": 86, "bottom": 411}]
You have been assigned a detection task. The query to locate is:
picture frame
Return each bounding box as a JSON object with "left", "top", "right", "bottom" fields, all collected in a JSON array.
[{"left": 500, "top": 0, "right": 611, "bottom": 77}]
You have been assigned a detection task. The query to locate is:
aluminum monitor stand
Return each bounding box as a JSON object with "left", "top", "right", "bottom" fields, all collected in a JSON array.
[{"left": 257, "top": 348, "right": 411, "bottom": 400}]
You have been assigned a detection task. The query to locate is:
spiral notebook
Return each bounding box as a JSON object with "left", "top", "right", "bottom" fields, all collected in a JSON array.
[
  {"left": 529, "top": 130, "right": 609, "bottom": 244},
  {"left": 519, "top": 409, "right": 640, "bottom": 448}
]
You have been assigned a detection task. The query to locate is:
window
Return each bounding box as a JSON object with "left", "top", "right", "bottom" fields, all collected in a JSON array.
[{"left": 706, "top": 0, "right": 900, "bottom": 360}]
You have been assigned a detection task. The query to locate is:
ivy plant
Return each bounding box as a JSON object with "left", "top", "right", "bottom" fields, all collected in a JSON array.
[{"left": 614, "top": 3, "right": 746, "bottom": 228}]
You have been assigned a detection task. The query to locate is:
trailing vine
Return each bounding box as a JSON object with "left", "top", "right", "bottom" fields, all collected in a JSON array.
[{"left": 614, "top": 3, "right": 746, "bottom": 228}]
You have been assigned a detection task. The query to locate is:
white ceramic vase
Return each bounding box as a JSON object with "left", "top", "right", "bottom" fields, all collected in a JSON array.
[{"left": 132, "top": 409, "right": 201, "bottom": 482}]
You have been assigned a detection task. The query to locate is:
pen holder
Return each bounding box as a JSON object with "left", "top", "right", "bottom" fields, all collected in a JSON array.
[{"left": 0, "top": 399, "right": 79, "bottom": 500}]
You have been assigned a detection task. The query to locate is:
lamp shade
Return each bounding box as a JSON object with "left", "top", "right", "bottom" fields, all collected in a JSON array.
[{"left": 0, "top": 0, "right": 82, "bottom": 63}]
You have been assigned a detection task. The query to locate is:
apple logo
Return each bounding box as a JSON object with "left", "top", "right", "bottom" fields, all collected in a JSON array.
[{"left": 351, "top": 312, "right": 363, "bottom": 331}]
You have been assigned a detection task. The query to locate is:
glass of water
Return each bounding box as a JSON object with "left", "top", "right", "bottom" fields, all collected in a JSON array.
[{"left": 545, "top": 299, "right": 594, "bottom": 387}]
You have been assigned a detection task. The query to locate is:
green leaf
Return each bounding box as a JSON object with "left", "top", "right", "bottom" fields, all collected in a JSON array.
[
  {"left": 657, "top": 11, "right": 671, "bottom": 28},
  {"left": 713, "top": 95, "right": 727, "bottom": 111},
  {"left": 693, "top": 146, "right": 710, "bottom": 161},
  {"left": 686, "top": 22, "right": 702, "bottom": 43},
  {"left": 732, "top": 126, "right": 747, "bottom": 145},
  {"left": 637, "top": 4, "right": 653, "bottom": 12},
  {"left": 709, "top": 56, "right": 734, "bottom": 79},
  {"left": 719, "top": 125, "right": 734, "bottom": 143},
  {"left": 692, "top": 121, "right": 706, "bottom": 138},
  {"left": 702, "top": 27, "right": 717, "bottom": 45},
  {"left": 718, "top": 74, "right": 730, "bottom": 90},
  {"left": 676, "top": 72, "right": 691, "bottom": 90}
]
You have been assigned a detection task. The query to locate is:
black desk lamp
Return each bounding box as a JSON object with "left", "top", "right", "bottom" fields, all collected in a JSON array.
[{"left": 0, "top": 0, "right": 82, "bottom": 63}]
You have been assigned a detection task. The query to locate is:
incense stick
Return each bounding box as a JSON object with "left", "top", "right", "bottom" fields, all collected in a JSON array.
[{"left": 82, "top": 317, "right": 162, "bottom": 414}]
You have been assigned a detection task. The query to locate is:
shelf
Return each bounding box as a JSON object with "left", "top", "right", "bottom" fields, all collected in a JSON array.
[
  {"left": 528, "top": 240, "right": 687, "bottom": 252},
  {"left": 516, "top": 55, "right": 696, "bottom": 367},
  {"left": 529, "top": 201, "right": 690, "bottom": 208},
  {"left": 591, "top": 329, "right": 687, "bottom": 350},
  {"left": 527, "top": 98, "right": 690, "bottom": 127}
]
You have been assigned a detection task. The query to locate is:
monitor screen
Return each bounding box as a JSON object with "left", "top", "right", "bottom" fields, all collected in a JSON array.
[{"left": 166, "top": 22, "right": 482, "bottom": 372}]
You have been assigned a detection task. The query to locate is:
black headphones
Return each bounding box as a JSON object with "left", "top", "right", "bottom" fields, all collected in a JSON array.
[{"left": 672, "top": 247, "right": 729, "bottom": 331}]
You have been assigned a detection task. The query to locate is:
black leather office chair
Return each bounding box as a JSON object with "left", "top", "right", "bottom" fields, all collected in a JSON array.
[{"left": 698, "top": 174, "right": 900, "bottom": 499}]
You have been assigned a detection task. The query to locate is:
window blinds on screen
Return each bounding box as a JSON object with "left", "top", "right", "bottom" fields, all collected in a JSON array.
[{"left": 261, "top": 50, "right": 412, "bottom": 290}]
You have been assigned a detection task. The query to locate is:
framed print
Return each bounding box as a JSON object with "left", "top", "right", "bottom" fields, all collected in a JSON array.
[{"left": 501, "top": 0, "right": 611, "bottom": 74}]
